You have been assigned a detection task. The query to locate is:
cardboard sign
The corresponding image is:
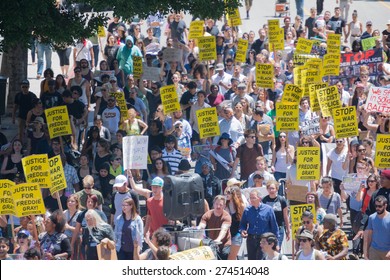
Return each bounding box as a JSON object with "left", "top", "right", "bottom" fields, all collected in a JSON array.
[
  {"left": 296, "top": 147, "right": 321, "bottom": 180},
  {"left": 97, "top": 25, "right": 106, "bottom": 38},
  {"left": 296, "top": 38, "right": 314, "bottom": 54},
  {"left": 160, "top": 85, "right": 180, "bottom": 114},
  {"left": 276, "top": 102, "right": 299, "bottom": 131},
  {"left": 170, "top": 246, "right": 215, "bottom": 260},
  {"left": 282, "top": 84, "right": 303, "bottom": 103},
  {"left": 255, "top": 63, "right": 274, "bottom": 89},
  {"left": 132, "top": 56, "right": 143, "bottom": 79},
  {"left": 188, "top": 21, "right": 204, "bottom": 39},
  {"left": 309, "top": 83, "right": 328, "bottom": 112},
  {"left": 362, "top": 36, "right": 380, "bottom": 51},
  {"left": 326, "top": 34, "right": 341, "bottom": 55},
  {"left": 97, "top": 243, "right": 118, "bottom": 260},
  {"left": 163, "top": 48, "right": 183, "bottom": 62},
  {"left": 142, "top": 63, "right": 161, "bottom": 81},
  {"left": 287, "top": 186, "right": 310, "bottom": 203},
  {"left": 198, "top": 36, "right": 217, "bottom": 61},
  {"left": 365, "top": 87, "right": 390, "bottom": 113},
  {"left": 322, "top": 53, "right": 340, "bottom": 76},
  {"left": 12, "top": 183, "right": 45, "bottom": 217},
  {"left": 375, "top": 134, "right": 390, "bottom": 168},
  {"left": 49, "top": 155, "right": 67, "bottom": 195},
  {"left": 300, "top": 117, "right": 320, "bottom": 136},
  {"left": 235, "top": 39, "right": 249, "bottom": 63},
  {"left": 316, "top": 86, "right": 342, "bottom": 117},
  {"left": 196, "top": 107, "right": 220, "bottom": 139},
  {"left": 333, "top": 106, "right": 359, "bottom": 139},
  {"left": 227, "top": 8, "right": 242, "bottom": 26},
  {"left": 22, "top": 154, "right": 51, "bottom": 188},
  {"left": 290, "top": 204, "right": 316, "bottom": 239},
  {"left": 110, "top": 91, "right": 128, "bottom": 119},
  {"left": 45, "top": 106, "right": 72, "bottom": 139},
  {"left": 122, "top": 136, "right": 149, "bottom": 170},
  {"left": 0, "top": 180, "right": 16, "bottom": 215}
]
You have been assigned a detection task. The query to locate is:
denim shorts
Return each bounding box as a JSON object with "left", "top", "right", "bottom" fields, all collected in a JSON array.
[{"left": 231, "top": 233, "right": 243, "bottom": 246}]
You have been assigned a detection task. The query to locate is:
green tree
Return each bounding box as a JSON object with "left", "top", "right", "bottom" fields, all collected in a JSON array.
[{"left": 0, "top": 0, "right": 239, "bottom": 109}]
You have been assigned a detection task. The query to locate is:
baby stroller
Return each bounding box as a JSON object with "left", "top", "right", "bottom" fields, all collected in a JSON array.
[{"left": 275, "top": 0, "right": 290, "bottom": 17}]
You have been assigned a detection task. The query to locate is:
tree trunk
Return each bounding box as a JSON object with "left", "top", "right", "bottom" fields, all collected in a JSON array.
[{"left": 0, "top": 45, "right": 28, "bottom": 115}]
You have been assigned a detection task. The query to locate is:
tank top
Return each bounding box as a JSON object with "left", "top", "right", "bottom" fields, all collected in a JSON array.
[
  {"left": 349, "top": 21, "right": 361, "bottom": 36},
  {"left": 275, "top": 148, "right": 289, "bottom": 173},
  {"left": 124, "top": 119, "right": 140, "bottom": 136},
  {"left": 70, "top": 78, "right": 88, "bottom": 105},
  {"left": 297, "top": 249, "right": 315, "bottom": 260}
]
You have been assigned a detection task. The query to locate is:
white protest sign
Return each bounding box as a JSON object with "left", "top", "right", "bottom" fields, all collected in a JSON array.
[
  {"left": 342, "top": 174, "right": 366, "bottom": 195},
  {"left": 163, "top": 48, "right": 183, "bottom": 62},
  {"left": 300, "top": 117, "right": 320, "bottom": 136},
  {"left": 365, "top": 87, "right": 390, "bottom": 113},
  {"left": 122, "top": 136, "right": 149, "bottom": 170},
  {"left": 142, "top": 63, "right": 161, "bottom": 81}
]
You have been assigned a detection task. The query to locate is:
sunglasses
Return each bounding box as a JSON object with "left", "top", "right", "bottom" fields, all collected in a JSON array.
[
  {"left": 302, "top": 220, "right": 311, "bottom": 225},
  {"left": 18, "top": 234, "right": 28, "bottom": 239},
  {"left": 247, "top": 136, "right": 256, "bottom": 139},
  {"left": 375, "top": 204, "right": 385, "bottom": 209},
  {"left": 335, "top": 140, "right": 344, "bottom": 144},
  {"left": 74, "top": 70, "right": 81, "bottom": 73},
  {"left": 175, "top": 126, "right": 183, "bottom": 128},
  {"left": 299, "top": 239, "right": 309, "bottom": 243},
  {"left": 115, "top": 158, "right": 121, "bottom": 161},
  {"left": 110, "top": 81, "right": 116, "bottom": 83},
  {"left": 368, "top": 180, "right": 376, "bottom": 183}
]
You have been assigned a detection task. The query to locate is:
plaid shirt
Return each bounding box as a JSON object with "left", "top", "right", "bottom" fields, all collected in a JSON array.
[{"left": 64, "top": 164, "right": 80, "bottom": 196}]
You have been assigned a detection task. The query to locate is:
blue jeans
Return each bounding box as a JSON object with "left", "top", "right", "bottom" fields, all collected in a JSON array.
[
  {"left": 153, "top": 28, "right": 161, "bottom": 42},
  {"left": 277, "top": 226, "right": 285, "bottom": 248},
  {"left": 30, "top": 37, "right": 37, "bottom": 63},
  {"left": 274, "top": 171, "right": 286, "bottom": 196},
  {"left": 92, "top": 44, "right": 99, "bottom": 67},
  {"left": 37, "top": 42, "right": 52, "bottom": 75},
  {"left": 295, "top": 0, "right": 304, "bottom": 20}
]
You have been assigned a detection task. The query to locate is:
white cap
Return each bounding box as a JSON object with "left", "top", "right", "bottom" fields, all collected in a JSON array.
[{"left": 113, "top": 175, "right": 127, "bottom": 187}]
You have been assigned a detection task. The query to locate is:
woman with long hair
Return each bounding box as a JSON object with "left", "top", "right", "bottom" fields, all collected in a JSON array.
[
  {"left": 110, "top": 59, "right": 125, "bottom": 89},
  {"left": 55, "top": 74, "right": 67, "bottom": 94},
  {"left": 94, "top": 139, "right": 111, "bottom": 174},
  {"left": 82, "top": 126, "right": 101, "bottom": 161},
  {"left": 271, "top": 132, "right": 294, "bottom": 183},
  {"left": 26, "top": 117, "right": 49, "bottom": 155},
  {"left": 122, "top": 108, "right": 148, "bottom": 136},
  {"left": 26, "top": 98, "right": 45, "bottom": 126},
  {"left": 104, "top": 34, "right": 119, "bottom": 69},
  {"left": 1, "top": 139, "right": 24, "bottom": 180},
  {"left": 77, "top": 155, "right": 93, "bottom": 189},
  {"left": 114, "top": 198, "right": 143, "bottom": 260},
  {"left": 224, "top": 186, "right": 246, "bottom": 260},
  {"left": 356, "top": 174, "right": 379, "bottom": 214},
  {"left": 150, "top": 158, "right": 170, "bottom": 182},
  {"left": 94, "top": 82, "right": 113, "bottom": 118},
  {"left": 234, "top": 102, "right": 250, "bottom": 131},
  {"left": 63, "top": 194, "right": 82, "bottom": 259}
]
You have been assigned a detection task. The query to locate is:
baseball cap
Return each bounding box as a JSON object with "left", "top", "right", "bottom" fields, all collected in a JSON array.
[
  {"left": 34, "top": 117, "right": 45, "bottom": 124},
  {"left": 215, "top": 63, "right": 224, "bottom": 71},
  {"left": 17, "top": 229, "right": 31, "bottom": 238},
  {"left": 227, "top": 178, "right": 246, "bottom": 188},
  {"left": 366, "top": 20, "right": 372, "bottom": 26},
  {"left": 151, "top": 176, "right": 164, "bottom": 187},
  {"left": 381, "top": 170, "right": 390, "bottom": 180},
  {"left": 21, "top": 79, "right": 30, "bottom": 85},
  {"left": 109, "top": 76, "right": 117, "bottom": 82},
  {"left": 113, "top": 175, "right": 127, "bottom": 187},
  {"left": 237, "top": 83, "right": 246, "bottom": 89}
]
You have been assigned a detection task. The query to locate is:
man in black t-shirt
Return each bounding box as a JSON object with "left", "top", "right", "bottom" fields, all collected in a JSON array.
[
  {"left": 329, "top": 7, "right": 347, "bottom": 38},
  {"left": 13, "top": 80, "right": 36, "bottom": 140},
  {"left": 41, "top": 80, "right": 63, "bottom": 109},
  {"left": 180, "top": 81, "right": 198, "bottom": 120},
  {"left": 170, "top": 13, "right": 187, "bottom": 45},
  {"left": 305, "top": 7, "right": 317, "bottom": 39}
]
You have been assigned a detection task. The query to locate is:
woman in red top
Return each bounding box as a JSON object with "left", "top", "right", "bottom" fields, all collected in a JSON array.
[{"left": 356, "top": 174, "right": 380, "bottom": 213}]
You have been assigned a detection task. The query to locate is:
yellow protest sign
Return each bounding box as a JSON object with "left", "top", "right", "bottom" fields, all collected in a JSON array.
[
  {"left": 333, "top": 107, "right": 359, "bottom": 139},
  {"left": 296, "top": 38, "right": 314, "bottom": 54},
  {"left": 110, "top": 91, "right": 128, "bottom": 120},
  {"left": 49, "top": 155, "right": 67, "bottom": 195},
  {"left": 309, "top": 83, "right": 328, "bottom": 112},
  {"left": 160, "top": 85, "right": 181, "bottom": 114},
  {"left": 189, "top": 21, "right": 204, "bottom": 39},
  {"left": 45, "top": 106, "right": 72, "bottom": 139},
  {"left": 316, "top": 86, "right": 341, "bottom": 117},
  {"left": 12, "top": 183, "right": 45, "bottom": 217},
  {"left": 268, "top": 24, "right": 284, "bottom": 51},
  {"left": 0, "top": 180, "right": 16, "bottom": 215},
  {"left": 227, "top": 8, "right": 241, "bottom": 26},
  {"left": 256, "top": 63, "right": 274, "bottom": 89},
  {"left": 322, "top": 53, "right": 340, "bottom": 76},
  {"left": 196, "top": 107, "right": 220, "bottom": 139},
  {"left": 374, "top": 134, "right": 390, "bottom": 168},
  {"left": 198, "top": 36, "right": 217, "bottom": 61},
  {"left": 22, "top": 154, "right": 51, "bottom": 188},
  {"left": 293, "top": 53, "right": 318, "bottom": 66},
  {"left": 304, "top": 58, "right": 323, "bottom": 71},
  {"left": 282, "top": 84, "right": 303, "bottom": 103},
  {"left": 290, "top": 204, "right": 316, "bottom": 239},
  {"left": 302, "top": 69, "right": 321, "bottom": 96},
  {"left": 97, "top": 25, "right": 106, "bottom": 38},
  {"left": 235, "top": 39, "right": 248, "bottom": 63},
  {"left": 170, "top": 246, "right": 215, "bottom": 260},
  {"left": 327, "top": 34, "right": 341, "bottom": 55},
  {"left": 132, "top": 56, "right": 143, "bottom": 79},
  {"left": 276, "top": 102, "right": 299, "bottom": 131},
  {"left": 297, "top": 147, "right": 321, "bottom": 180}
]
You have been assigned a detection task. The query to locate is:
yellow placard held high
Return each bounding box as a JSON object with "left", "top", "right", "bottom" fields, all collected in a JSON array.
[
  {"left": 296, "top": 147, "right": 321, "bottom": 180},
  {"left": 290, "top": 204, "right": 316, "bottom": 239},
  {"left": 49, "top": 155, "right": 67, "bottom": 195},
  {"left": 256, "top": 63, "right": 274, "bottom": 89},
  {"left": 327, "top": 34, "right": 341, "bottom": 55},
  {"left": 110, "top": 91, "right": 128, "bottom": 120},
  {"left": 45, "top": 106, "right": 72, "bottom": 139},
  {"left": 282, "top": 84, "right": 303, "bottom": 103},
  {"left": 132, "top": 56, "right": 143, "bottom": 79},
  {"left": 97, "top": 25, "right": 106, "bottom": 38},
  {"left": 0, "top": 180, "right": 16, "bottom": 215},
  {"left": 276, "top": 102, "right": 299, "bottom": 131},
  {"left": 316, "top": 86, "right": 342, "bottom": 117},
  {"left": 322, "top": 53, "right": 340, "bottom": 77},
  {"left": 227, "top": 8, "right": 241, "bottom": 26},
  {"left": 296, "top": 38, "right": 314, "bottom": 54},
  {"left": 12, "top": 183, "right": 45, "bottom": 217},
  {"left": 309, "top": 83, "right": 328, "bottom": 112},
  {"left": 196, "top": 107, "right": 220, "bottom": 139},
  {"left": 22, "top": 154, "right": 51, "bottom": 188},
  {"left": 189, "top": 21, "right": 204, "bottom": 39},
  {"left": 235, "top": 39, "right": 249, "bottom": 63},
  {"left": 302, "top": 69, "right": 321, "bottom": 96},
  {"left": 374, "top": 134, "right": 390, "bottom": 168},
  {"left": 198, "top": 36, "right": 217, "bottom": 61},
  {"left": 333, "top": 107, "right": 359, "bottom": 139},
  {"left": 160, "top": 85, "right": 180, "bottom": 114}
]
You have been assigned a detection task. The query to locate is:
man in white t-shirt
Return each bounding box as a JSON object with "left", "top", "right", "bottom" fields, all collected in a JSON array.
[{"left": 101, "top": 96, "right": 121, "bottom": 138}]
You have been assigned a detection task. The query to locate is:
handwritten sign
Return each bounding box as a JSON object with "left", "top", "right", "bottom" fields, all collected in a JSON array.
[
  {"left": 365, "top": 87, "right": 390, "bottom": 113},
  {"left": 333, "top": 107, "right": 359, "bottom": 139},
  {"left": 196, "top": 107, "right": 220, "bottom": 139},
  {"left": 300, "top": 117, "right": 320, "bottom": 136},
  {"left": 12, "top": 183, "right": 45, "bottom": 217},
  {"left": 142, "top": 63, "right": 161, "bottom": 81},
  {"left": 163, "top": 48, "right": 183, "bottom": 62},
  {"left": 45, "top": 106, "right": 72, "bottom": 139},
  {"left": 297, "top": 147, "right": 321, "bottom": 180},
  {"left": 49, "top": 155, "right": 67, "bottom": 195},
  {"left": 342, "top": 174, "right": 366, "bottom": 195},
  {"left": 110, "top": 91, "right": 128, "bottom": 119},
  {"left": 122, "top": 136, "right": 149, "bottom": 170},
  {"left": 170, "top": 246, "right": 215, "bottom": 260},
  {"left": 22, "top": 154, "right": 51, "bottom": 188},
  {"left": 0, "top": 180, "right": 16, "bottom": 215}
]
